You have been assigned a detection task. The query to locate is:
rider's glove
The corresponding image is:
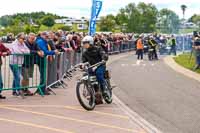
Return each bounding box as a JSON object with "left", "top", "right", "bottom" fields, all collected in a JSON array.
[{"left": 102, "top": 54, "right": 109, "bottom": 61}]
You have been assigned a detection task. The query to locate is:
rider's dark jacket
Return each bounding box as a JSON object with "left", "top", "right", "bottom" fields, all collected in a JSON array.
[{"left": 82, "top": 45, "right": 108, "bottom": 65}]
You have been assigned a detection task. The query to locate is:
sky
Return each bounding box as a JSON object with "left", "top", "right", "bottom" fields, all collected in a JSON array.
[{"left": 0, "top": 0, "right": 200, "bottom": 19}]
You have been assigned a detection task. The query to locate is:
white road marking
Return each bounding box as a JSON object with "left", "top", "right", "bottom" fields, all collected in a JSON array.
[
  {"left": 121, "top": 64, "right": 126, "bottom": 67},
  {"left": 121, "top": 64, "right": 129, "bottom": 67},
  {"left": 136, "top": 60, "right": 141, "bottom": 65},
  {"left": 121, "top": 61, "right": 156, "bottom": 67}
]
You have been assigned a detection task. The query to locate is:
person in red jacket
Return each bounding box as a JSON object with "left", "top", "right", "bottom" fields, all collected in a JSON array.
[{"left": 0, "top": 38, "right": 11, "bottom": 99}]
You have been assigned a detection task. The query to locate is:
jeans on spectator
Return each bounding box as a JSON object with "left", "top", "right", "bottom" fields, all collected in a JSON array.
[
  {"left": 9, "top": 64, "right": 22, "bottom": 92},
  {"left": 119, "top": 44, "right": 123, "bottom": 52},
  {"left": 170, "top": 45, "right": 177, "bottom": 56},
  {"left": 196, "top": 55, "right": 200, "bottom": 65},
  {"left": 137, "top": 49, "right": 143, "bottom": 60},
  {"left": 0, "top": 65, "right": 3, "bottom": 93},
  {"left": 38, "top": 59, "right": 46, "bottom": 93},
  {"left": 193, "top": 54, "right": 200, "bottom": 70}
]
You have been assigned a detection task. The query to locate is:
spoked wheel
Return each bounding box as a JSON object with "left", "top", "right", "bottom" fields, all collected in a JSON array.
[
  {"left": 103, "top": 79, "right": 113, "bottom": 104},
  {"left": 76, "top": 81, "right": 96, "bottom": 111}
]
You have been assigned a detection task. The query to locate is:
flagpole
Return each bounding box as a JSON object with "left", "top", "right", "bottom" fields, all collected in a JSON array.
[
  {"left": 89, "top": 0, "right": 102, "bottom": 36},
  {"left": 89, "top": 0, "right": 95, "bottom": 35}
]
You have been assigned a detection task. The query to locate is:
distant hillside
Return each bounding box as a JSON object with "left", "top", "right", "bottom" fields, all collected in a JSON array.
[{"left": 0, "top": 11, "right": 66, "bottom": 27}]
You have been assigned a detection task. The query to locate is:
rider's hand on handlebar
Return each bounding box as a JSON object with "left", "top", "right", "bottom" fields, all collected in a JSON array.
[
  {"left": 79, "top": 63, "right": 86, "bottom": 70},
  {"left": 102, "top": 60, "right": 107, "bottom": 64},
  {"left": 79, "top": 64, "right": 84, "bottom": 70}
]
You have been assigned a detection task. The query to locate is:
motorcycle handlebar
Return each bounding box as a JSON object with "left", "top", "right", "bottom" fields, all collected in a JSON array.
[
  {"left": 88, "top": 61, "right": 106, "bottom": 69},
  {"left": 78, "top": 61, "right": 106, "bottom": 71}
]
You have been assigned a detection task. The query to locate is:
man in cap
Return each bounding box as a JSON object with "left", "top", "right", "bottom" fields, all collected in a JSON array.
[{"left": 35, "top": 31, "right": 59, "bottom": 95}]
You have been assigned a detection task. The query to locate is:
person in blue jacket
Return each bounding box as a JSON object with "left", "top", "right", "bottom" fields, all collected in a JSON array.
[{"left": 35, "top": 32, "right": 59, "bottom": 95}]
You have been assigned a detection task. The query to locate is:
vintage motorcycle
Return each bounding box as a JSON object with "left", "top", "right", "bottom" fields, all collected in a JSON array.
[{"left": 76, "top": 61, "right": 112, "bottom": 111}]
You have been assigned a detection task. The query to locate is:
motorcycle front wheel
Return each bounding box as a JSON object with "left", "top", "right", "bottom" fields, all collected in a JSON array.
[
  {"left": 76, "top": 81, "right": 96, "bottom": 111},
  {"left": 103, "top": 79, "right": 113, "bottom": 104}
]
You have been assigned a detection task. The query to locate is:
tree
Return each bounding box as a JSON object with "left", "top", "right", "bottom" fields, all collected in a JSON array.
[
  {"left": 190, "top": 14, "right": 200, "bottom": 30},
  {"left": 181, "top": 5, "right": 187, "bottom": 19},
  {"left": 0, "top": 12, "right": 61, "bottom": 28},
  {"left": 137, "top": 2, "right": 158, "bottom": 33},
  {"left": 0, "top": 16, "right": 14, "bottom": 27},
  {"left": 41, "top": 16, "right": 55, "bottom": 28},
  {"left": 25, "top": 25, "right": 31, "bottom": 34},
  {"left": 52, "top": 24, "right": 71, "bottom": 31},
  {"left": 190, "top": 14, "right": 200, "bottom": 23},
  {"left": 158, "top": 9, "right": 180, "bottom": 33},
  {"left": 115, "top": 2, "right": 158, "bottom": 33},
  {"left": 99, "top": 14, "right": 116, "bottom": 31},
  {"left": 115, "top": 8, "right": 128, "bottom": 26},
  {"left": 124, "top": 3, "right": 141, "bottom": 32}
]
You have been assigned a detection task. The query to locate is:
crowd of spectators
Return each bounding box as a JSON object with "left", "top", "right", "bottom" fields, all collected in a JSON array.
[
  {"left": 0, "top": 30, "right": 194, "bottom": 99},
  {"left": 0, "top": 31, "right": 137, "bottom": 99}
]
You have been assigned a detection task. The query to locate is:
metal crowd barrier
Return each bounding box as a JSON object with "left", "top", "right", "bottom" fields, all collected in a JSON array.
[
  {"left": 0, "top": 41, "right": 136, "bottom": 97},
  {"left": 157, "top": 36, "right": 193, "bottom": 55},
  {"left": 176, "top": 35, "right": 193, "bottom": 52},
  {"left": 108, "top": 40, "right": 136, "bottom": 54},
  {"left": 46, "top": 51, "right": 82, "bottom": 90},
  {"left": 1, "top": 54, "right": 46, "bottom": 95}
]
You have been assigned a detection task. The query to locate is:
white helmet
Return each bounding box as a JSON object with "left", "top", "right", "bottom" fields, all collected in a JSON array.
[{"left": 82, "top": 35, "right": 94, "bottom": 45}]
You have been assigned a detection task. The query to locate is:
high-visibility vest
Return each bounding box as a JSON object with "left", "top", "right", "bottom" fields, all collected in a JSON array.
[
  {"left": 137, "top": 39, "right": 143, "bottom": 49},
  {"left": 149, "top": 39, "right": 156, "bottom": 47}
]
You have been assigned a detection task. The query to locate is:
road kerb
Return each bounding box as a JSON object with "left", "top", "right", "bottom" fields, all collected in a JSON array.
[
  {"left": 164, "top": 56, "right": 200, "bottom": 83},
  {"left": 109, "top": 53, "right": 163, "bottom": 133}
]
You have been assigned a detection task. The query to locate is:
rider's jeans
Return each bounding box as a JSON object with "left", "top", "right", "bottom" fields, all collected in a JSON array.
[{"left": 95, "top": 65, "right": 106, "bottom": 91}]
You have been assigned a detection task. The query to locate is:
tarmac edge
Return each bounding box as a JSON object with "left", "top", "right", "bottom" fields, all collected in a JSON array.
[{"left": 108, "top": 53, "right": 163, "bottom": 133}]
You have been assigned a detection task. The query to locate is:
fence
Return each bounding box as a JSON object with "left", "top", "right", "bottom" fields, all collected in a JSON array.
[
  {"left": 1, "top": 54, "right": 46, "bottom": 95},
  {"left": 155, "top": 35, "right": 193, "bottom": 55},
  {"left": 176, "top": 35, "right": 193, "bottom": 52},
  {"left": 108, "top": 40, "right": 136, "bottom": 54},
  {"left": 0, "top": 41, "right": 136, "bottom": 97},
  {"left": 1, "top": 37, "right": 192, "bottom": 97}
]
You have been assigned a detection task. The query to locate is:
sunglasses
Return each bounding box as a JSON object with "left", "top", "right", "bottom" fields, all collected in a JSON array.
[
  {"left": 20, "top": 38, "right": 25, "bottom": 40},
  {"left": 83, "top": 41, "right": 89, "bottom": 45}
]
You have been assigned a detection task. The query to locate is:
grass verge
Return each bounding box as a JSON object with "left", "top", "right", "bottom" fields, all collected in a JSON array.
[{"left": 174, "top": 53, "right": 200, "bottom": 73}]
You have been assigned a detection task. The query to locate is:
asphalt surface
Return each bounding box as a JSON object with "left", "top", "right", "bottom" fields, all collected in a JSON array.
[
  {"left": 109, "top": 54, "right": 200, "bottom": 133},
  {"left": 0, "top": 53, "right": 145, "bottom": 133}
]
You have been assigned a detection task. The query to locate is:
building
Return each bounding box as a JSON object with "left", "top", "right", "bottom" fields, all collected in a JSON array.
[
  {"left": 55, "top": 18, "right": 89, "bottom": 29},
  {"left": 180, "top": 19, "right": 198, "bottom": 29}
]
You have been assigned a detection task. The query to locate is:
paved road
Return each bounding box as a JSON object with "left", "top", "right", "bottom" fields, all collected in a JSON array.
[
  {"left": 109, "top": 54, "right": 200, "bottom": 133},
  {"left": 0, "top": 53, "right": 145, "bottom": 133}
]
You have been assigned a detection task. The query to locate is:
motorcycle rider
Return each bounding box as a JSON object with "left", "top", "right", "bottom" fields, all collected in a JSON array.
[
  {"left": 81, "top": 35, "right": 109, "bottom": 104},
  {"left": 148, "top": 36, "right": 158, "bottom": 60}
]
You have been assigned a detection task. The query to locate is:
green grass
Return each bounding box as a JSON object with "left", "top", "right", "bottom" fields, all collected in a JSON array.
[
  {"left": 174, "top": 53, "right": 200, "bottom": 73},
  {"left": 179, "top": 28, "right": 197, "bottom": 34}
]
